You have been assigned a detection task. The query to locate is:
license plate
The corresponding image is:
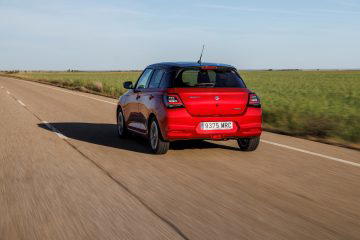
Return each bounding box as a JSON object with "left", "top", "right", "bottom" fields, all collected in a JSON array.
[{"left": 201, "top": 122, "right": 233, "bottom": 131}]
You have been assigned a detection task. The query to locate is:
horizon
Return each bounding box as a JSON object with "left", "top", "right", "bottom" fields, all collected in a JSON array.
[
  {"left": 1, "top": 66, "right": 360, "bottom": 71},
  {"left": 1, "top": 0, "right": 360, "bottom": 70}
]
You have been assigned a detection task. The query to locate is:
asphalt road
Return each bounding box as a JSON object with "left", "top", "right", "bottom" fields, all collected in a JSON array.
[{"left": 0, "top": 76, "right": 359, "bottom": 240}]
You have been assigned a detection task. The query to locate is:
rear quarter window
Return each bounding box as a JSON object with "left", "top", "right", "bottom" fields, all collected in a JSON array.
[
  {"left": 159, "top": 70, "right": 176, "bottom": 89},
  {"left": 148, "top": 70, "right": 165, "bottom": 89}
]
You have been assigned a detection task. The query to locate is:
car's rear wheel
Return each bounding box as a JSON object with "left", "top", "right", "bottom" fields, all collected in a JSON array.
[
  {"left": 237, "top": 137, "right": 260, "bottom": 151},
  {"left": 117, "top": 110, "right": 127, "bottom": 138},
  {"left": 149, "top": 119, "right": 169, "bottom": 154}
]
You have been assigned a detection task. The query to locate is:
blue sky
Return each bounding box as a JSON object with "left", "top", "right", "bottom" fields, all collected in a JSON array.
[{"left": 1, "top": 0, "right": 359, "bottom": 70}]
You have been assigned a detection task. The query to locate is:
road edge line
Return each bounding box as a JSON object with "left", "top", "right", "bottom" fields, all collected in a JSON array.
[{"left": 261, "top": 140, "right": 360, "bottom": 168}]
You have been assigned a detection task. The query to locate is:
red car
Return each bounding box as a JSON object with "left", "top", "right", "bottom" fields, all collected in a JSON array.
[{"left": 117, "top": 62, "right": 262, "bottom": 154}]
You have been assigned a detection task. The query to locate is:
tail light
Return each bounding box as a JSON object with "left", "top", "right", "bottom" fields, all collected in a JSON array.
[
  {"left": 163, "top": 94, "right": 184, "bottom": 108},
  {"left": 248, "top": 93, "right": 261, "bottom": 107}
]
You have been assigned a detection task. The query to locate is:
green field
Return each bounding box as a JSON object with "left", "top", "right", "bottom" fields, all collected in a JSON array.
[{"left": 3, "top": 70, "right": 360, "bottom": 147}]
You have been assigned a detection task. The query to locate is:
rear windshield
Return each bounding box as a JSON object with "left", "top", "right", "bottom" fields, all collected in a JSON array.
[{"left": 172, "top": 68, "right": 246, "bottom": 88}]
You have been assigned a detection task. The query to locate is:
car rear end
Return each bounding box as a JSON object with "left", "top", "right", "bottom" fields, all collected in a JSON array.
[{"left": 160, "top": 65, "right": 262, "bottom": 142}]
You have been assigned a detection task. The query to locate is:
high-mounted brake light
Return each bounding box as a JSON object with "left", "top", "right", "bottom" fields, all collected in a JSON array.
[
  {"left": 248, "top": 93, "right": 261, "bottom": 107},
  {"left": 163, "top": 94, "right": 184, "bottom": 108},
  {"left": 201, "top": 66, "right": 218, "bottom": 70}
]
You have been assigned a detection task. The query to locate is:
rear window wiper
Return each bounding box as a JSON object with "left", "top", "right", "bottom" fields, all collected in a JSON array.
[{"left": 194, "top": 83, "right": 215, "bottom": 87}]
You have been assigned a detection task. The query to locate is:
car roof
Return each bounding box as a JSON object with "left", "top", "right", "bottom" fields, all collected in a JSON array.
[{"left": 147, "top": 62, "right": 235, "bottom": 70}]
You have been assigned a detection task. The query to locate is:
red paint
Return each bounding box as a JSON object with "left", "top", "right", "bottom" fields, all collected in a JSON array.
[
  {"left": 119, "top": 87, "right": 262, "bottom": 141},
  {"left": 118, "top": 63, "right": 262, "bottom": 142}
]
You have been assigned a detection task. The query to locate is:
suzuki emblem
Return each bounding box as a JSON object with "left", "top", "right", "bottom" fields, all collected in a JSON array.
[{"left": 215, "top": 96, "right": 220, "bottom": 101}]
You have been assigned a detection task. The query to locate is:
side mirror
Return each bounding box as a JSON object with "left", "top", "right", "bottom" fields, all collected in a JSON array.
[{"left": 123, "top": 81, "right": 133, "bottom": 89}]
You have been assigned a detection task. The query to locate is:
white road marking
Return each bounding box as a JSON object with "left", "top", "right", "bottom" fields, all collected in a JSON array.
[
  {"left": 17, "top": 100, "right": 26, "bottom": 107},
  {"left": 42, "top": 121, "right": 68, "bottom": 140},
  {"left": 23, "top": 80, "right": 117, "bottom": 105},
  {"left": 12, "top": 78, "right": 359, "bottom": 167},
  {"left": 55, "top": 132, "right": 68, "bottom": 140},
  {"left": 261, "top": 140, "right": 360, "bottom": 168}
]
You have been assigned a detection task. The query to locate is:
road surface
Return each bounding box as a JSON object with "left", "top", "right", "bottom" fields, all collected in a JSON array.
[{"left": 0, "top": 76, "right": 359, "bottom": 240}]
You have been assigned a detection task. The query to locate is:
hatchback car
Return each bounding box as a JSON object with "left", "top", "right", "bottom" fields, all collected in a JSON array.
[{"left": 116, "top": 62, "right": 262, "bottom": 154}]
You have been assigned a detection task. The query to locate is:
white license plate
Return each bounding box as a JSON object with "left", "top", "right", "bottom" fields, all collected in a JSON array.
[{"left": 201, "top": 122, "right": 233, "bottom": 131}]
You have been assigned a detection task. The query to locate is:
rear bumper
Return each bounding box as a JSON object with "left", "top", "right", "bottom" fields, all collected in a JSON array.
[{"left": 161, "top": 107, "right": 262, "bottom": 141}]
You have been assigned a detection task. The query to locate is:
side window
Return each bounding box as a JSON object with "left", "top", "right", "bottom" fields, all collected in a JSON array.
[
  {"left": 159, "top": 70, "right": 175, "bottom": 88},
  {"left": 135, "top": 69, "right": 153, "bottom": 89},
  {"left": 148, "top": 70, "right": 165, "bottom": 89}
]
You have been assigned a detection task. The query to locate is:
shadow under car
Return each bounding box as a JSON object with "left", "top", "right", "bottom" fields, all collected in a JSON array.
[{"left": 38, "top": 122, "right": 239, "bottom": 153}]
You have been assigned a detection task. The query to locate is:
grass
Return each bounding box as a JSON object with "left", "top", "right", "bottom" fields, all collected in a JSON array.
[
  {"left": 242, "top": 70, "right": 360, "bottom": 146},
  {"left": 3, "top": 70, "right": 360, "bottom": 147},
  {"left": 8, "top": 71, "right": 140, "bottom": 97}
]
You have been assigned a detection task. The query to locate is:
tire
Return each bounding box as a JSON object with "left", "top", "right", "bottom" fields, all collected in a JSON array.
[
  {"left": 149, "top": 118, "right": 169, "bottom": 154},
  {"left": 237, "top": 137, "right": 260, "bottom": 151},
  {"left": 117, "top": 110, "right": 127, "bottom": 138}
]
